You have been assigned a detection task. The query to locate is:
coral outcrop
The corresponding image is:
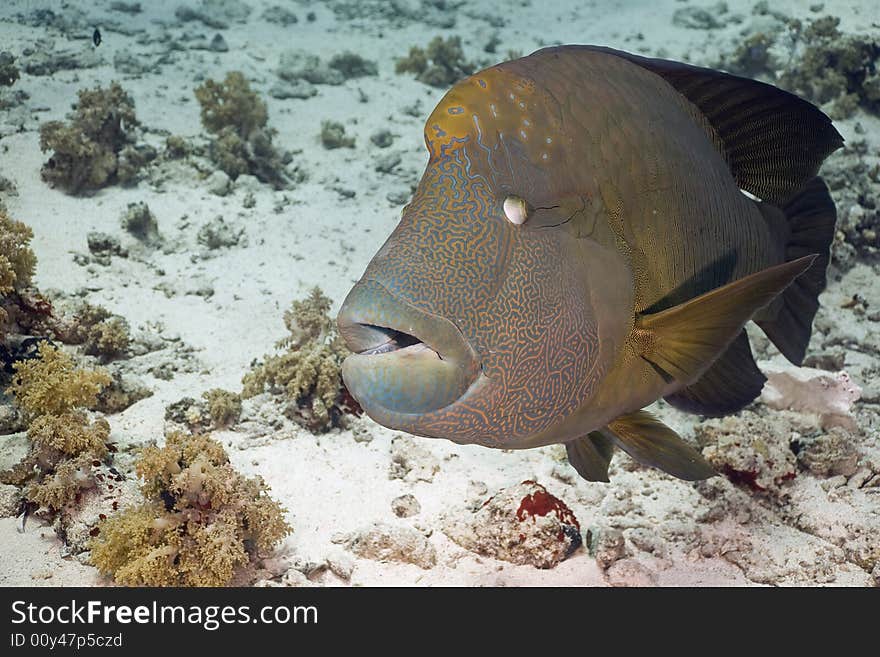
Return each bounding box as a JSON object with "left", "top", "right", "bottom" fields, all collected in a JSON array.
[
  {"left": 194, "top": 71, "right": 290, "bottom": 188},
  {"left": 696, "top": 411, "right": 799, "bottom": 497},
  {"left": 165, "top": 389, "right": 242, "bottom": 432},
  {"left": 39, "top": 82, "right": 148, "bottom": 194},
  {"left": 1, "top": 342, "right": 112, "bottom": 516},
  {"left": 242, "top": 288, "right": 358, "bottom": 432},
  {"left": 0, "top": 209, "right": 37, "bottom": 342},
  {"left": 6, "top": 342, "right": 110, "bottom": 418},
  {"left": 717, "top": 14, "right": 880, "bottom": 120},
  {"left": 395, "top": 36, "right": 475, "bottom": 88},
  {"left": 51, "top": 302, "right": 131, "bottom": 362},
  {"left": 778, "top": 17, "right": 880, "bottom": 120},
  {"left": 90, "top": 432, "right": 290, "bottom": 586}
]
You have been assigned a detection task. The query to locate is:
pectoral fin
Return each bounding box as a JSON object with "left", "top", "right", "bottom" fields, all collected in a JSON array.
[
  {"left": 634, "top": 256, "right": 815, "bottom": 386},
  {"left": 663, "top": 329, "right": 767, "bottom": 417},
  {"left": 603, "top": 410, "right": 716, "bottom": 480},
  {"left": 565, "top": 432, "right": 615, "bottom": 482}
]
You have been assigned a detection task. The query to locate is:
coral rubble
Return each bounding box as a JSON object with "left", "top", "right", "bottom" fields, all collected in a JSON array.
[
  {"left": 120, "top": 202, "right": 161, "bottom": 247},
  {"left": 327, "top": 52, "right": 378, "bottom": 79},
  {"left": 320, "top": 120, "right": 355, "bottom": 149},
  {"left": 341, "top": 522, "right": 436, "bottom": 569},
  {"left": 0, "top": 52, "right": 19, "bottom": 87},
  {"left": 388, "top": 435, "right": 439, "bottom": 483}
]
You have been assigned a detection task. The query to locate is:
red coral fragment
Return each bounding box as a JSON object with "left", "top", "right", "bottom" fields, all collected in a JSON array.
[
  {"left": 720, "top": 465, "right": 765, "bottom": 491},
  {"left": 515, "top": 481, "right": 580, "bottom": 531}
]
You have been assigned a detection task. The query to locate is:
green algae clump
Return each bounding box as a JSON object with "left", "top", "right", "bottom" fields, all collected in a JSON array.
[
  {"left": 194, "top": 71, "right": 290, "bottom": 188},
  {"left": 90, "top": 432, "right": 290, "bottom": 587},
  {"left": 39, "top": 82, "right": 143, "bottom": 194},
  {"left": 242, "top": 288, "right": 356, "bottom": 432},
  {"left": 395, "top": 36, "right": 475, "bottom": 88}
]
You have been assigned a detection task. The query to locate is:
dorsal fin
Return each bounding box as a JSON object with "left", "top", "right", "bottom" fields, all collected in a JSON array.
[{"left": 557, "top": 46, "right": 844, "bottom": 205}]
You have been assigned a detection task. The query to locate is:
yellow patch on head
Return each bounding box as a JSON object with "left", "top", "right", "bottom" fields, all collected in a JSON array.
[{"left": 423, "top": 66, "right": 565, "bottom": 166}]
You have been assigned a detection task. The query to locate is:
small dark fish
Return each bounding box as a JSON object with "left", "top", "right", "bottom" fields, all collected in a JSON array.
[{"left": 92, "top": 28, "right": 102, "bottom": 47}]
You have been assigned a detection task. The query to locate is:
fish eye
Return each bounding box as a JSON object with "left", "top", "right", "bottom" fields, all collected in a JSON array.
[{"left": 502, "top": 195, "right": 530, "bottom": 225}]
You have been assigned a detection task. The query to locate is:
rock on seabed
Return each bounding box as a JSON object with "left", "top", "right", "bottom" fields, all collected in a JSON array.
[{"left": 443, "top": 480, "right": 582, "bottom": 569}]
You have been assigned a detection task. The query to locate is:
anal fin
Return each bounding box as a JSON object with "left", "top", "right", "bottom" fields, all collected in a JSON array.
[
  {"left": 602, "top": 410, "right": 716, "bottom": 481},
  {"left": 663, "top": 330, "right": 766, "bottom": 417},
  {"left": 565, "top": 432, "right": 614, "bottom": 482}
]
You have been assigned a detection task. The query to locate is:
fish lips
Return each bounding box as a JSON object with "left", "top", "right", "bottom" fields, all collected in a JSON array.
[{"left": 337, "top": 279, "right": 480, "bottom": 418}]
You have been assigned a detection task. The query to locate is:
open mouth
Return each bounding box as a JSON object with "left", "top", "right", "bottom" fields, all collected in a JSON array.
[
  {"left": 356, "top": 324, "right": 435, "bottom": 357},
  {"left": 336, "top": 278, "right": 479, "bottom": 417}
]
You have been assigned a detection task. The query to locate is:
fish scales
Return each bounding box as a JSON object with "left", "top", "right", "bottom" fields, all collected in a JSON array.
[{"left": 511, "top": 49, "right": 780, "bottom": 311}]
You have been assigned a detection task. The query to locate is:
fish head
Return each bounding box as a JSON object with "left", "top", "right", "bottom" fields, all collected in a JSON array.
[{"left": 338, "top": 63, "right": 633, "bottom": 447}]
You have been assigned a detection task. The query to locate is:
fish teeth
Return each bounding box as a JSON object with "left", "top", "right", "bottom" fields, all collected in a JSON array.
[{"left": 362, "top": 341, "right": 399, "bottom": 356}]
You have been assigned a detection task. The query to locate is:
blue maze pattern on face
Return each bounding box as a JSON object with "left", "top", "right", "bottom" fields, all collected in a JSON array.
[{"left": 359, "top": 79, "right": 602, "bottom": 446}]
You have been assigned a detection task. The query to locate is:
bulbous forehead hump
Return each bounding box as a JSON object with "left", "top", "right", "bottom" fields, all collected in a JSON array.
[{"left": 423, "top": 64, "right": 567, "bottom": 166}]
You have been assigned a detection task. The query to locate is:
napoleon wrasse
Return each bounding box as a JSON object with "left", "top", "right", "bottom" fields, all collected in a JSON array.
[{"left": 338, "top": 45, "right": 842, "bottom": 482}]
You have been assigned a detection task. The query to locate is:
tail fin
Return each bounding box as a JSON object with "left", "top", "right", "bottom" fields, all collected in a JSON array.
[{"left": 755, "top": 177, "right": 837, "bottom": 364}]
